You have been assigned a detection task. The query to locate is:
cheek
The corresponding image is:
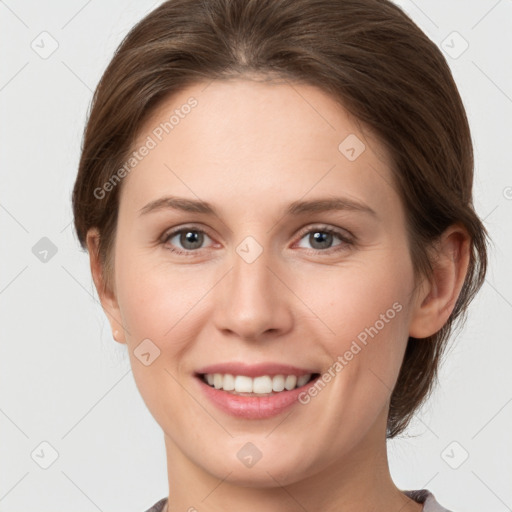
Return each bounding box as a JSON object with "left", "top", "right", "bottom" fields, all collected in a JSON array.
[
  {"left": 288, "top": 258, "right": 414, "bottom": 455},
  {"left": 297, "top": 251, "right": 415, "bottom": 396},
  {"left": 305, "top": 256, "right": 412, "bottom": 342},
  {"left": 113, "top": 254, "right": 206, "bottom": 428},
  {"left": 114, "top": 250, "right": 208, "bottom": 344}
]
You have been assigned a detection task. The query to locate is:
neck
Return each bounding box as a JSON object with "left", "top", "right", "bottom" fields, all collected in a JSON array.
[{"left": 161, "top": 418, "right": 423, "bottom": 512}]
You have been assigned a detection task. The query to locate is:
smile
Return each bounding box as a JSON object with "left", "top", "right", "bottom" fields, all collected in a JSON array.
[{"left": 194, "top": 362, "right": 321, "bottom": 419}]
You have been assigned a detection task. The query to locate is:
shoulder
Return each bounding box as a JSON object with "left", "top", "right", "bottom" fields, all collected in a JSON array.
[
  {"left": 142, "top": 497, "right": 167, "bottom": 512},
  {"left": 404, "top": 489, "right": 454, "bottom": 512}
]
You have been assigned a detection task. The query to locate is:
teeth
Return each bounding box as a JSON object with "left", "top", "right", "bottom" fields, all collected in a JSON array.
[
  {"left": 203, "top": 373, "right": 313, "bottom": 393},
  {"left": 285, "top": 375, "right": 297, "bottom": 390},
  {"left": 213, "top": 374, "right": 223, "bottom": 389},
  {"left": 234, "top": 375, "right": 253, "bottom": 393},
  {"left": 272, "top": 375, "right": 285, "bottom": 392},
  {"left": 253, "top": 376, "right": 273, "bottom": 394},
  {"left": 223, "top": 373, "right": 235, "bottom": 391},
  {"left": 297, "top": 375, "right": 310, "bottom": 387}
]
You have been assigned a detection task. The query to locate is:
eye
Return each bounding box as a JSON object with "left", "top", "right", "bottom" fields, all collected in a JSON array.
[
  {"left": 162, "top": 227, "right": 214, "bottom": 254},
  {"left": 295, "top": 226, "right": 353, "bottom": 253}
]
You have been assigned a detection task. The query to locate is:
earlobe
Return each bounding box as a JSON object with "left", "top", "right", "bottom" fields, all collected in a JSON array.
[
  {"left": 85, "top": 228, "right": 126, "bottom": 344},
  {"left": 408, "top": 224, "right": 471, "bottom": 339}
]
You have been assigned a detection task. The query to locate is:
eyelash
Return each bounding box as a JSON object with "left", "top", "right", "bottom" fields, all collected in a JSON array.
[{"left": 160, "top": 224, "right": 355, "bottom": 257}]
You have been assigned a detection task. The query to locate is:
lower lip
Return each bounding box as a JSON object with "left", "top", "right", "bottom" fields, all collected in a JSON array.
[{"left": 195, "top": 375, "right": 319, "bottom": 419}]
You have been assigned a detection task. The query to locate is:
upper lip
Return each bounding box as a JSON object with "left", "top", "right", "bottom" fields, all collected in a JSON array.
[{"left": 195, "top": 362, "right": 319, "bottom": 378}]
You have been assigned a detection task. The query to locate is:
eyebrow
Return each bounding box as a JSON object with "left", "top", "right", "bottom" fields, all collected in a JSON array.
[
  {"left": 139, "top": 195, "right": 377, "bottom": 218},
  {"left": 139, "top": 196, "right": 214, "bottom": 215},
  {"left": 286, "top": 197, "right": 377, "bottom": 217}
]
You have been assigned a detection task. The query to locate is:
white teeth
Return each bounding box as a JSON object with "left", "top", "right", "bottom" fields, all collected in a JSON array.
[
  {"left": 213, "top": 373, "right": 223, "bottom": 389},
  {"left": 285, "top": 375, "right": 297, "bottom": 390},
  {"left": 202, "top": 373, "right": 313, "bottom": 393},
  {"left": 234, "top": 375, "right": 253, "bottom": 393},
  {"left": 253, "top": 376, "right": 273, "bottom": 394},
  {"left": 272, "top": 375, "right": 285, "bottom": 392},
  {"left": 223, "top": 373, "right": 235, "bottom": 391}
]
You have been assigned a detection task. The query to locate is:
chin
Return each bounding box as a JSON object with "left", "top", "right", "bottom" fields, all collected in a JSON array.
[{"left": 196, "top": 441, "right": 315, "bottom": 488}]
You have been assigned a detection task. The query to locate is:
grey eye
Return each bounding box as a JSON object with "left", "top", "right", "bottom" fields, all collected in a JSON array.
[{"left": 297, "top": 230, "right": 344, "bottom": 250}]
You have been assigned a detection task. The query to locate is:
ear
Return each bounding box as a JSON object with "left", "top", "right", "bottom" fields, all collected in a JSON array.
[
  {"left": 85, "top": 228, "right": 126, "bottom": 344},
  {"left": 409, "top": 224, "right": 471, "bottom": 339}
]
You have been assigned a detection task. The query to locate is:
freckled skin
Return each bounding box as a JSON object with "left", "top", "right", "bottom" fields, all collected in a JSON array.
[{"left": 88, "top": 79, "right": 468, "bottom": 512}]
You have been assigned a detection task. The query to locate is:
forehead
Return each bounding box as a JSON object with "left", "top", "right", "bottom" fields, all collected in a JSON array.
[{"left": 122, "top": 78, "right": 399, "bottom": 218}]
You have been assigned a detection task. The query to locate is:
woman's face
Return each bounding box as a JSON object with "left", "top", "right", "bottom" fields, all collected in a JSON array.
[{"left": 101, "top": 78, "right": 422, "bottom": 485}]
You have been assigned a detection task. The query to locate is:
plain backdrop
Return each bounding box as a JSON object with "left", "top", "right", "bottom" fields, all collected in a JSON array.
[{"left": 0, "top": 1, "right": 511, "bottom": 511}]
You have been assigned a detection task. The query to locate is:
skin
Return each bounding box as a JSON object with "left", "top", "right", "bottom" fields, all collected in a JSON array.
[{"left": 87, "top": 78, "right": 470, "bottom": 512}]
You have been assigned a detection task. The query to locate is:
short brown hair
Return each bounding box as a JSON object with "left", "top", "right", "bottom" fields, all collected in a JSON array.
[{"left": 72, "top": 0, "right": 488, "bottom": 438}]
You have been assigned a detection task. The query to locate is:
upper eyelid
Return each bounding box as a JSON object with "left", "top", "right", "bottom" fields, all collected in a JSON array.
[
  {"left": 161, "top": 224, "right": 214, "bottom": 242},
  {"left": 295, "top": 224, "right": 354, "bottom": 240}
]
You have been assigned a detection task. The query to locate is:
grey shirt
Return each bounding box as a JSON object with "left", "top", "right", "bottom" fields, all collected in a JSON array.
[
  {"left": 404, "top": 490, "right": 453, "bottom": 511},
  {"left": 143, "top": 489, "right": 453, "bottom": 511}
]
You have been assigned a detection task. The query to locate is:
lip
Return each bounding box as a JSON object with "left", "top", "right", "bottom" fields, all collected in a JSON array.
[
  {"left": 194, "top": 371, "right": 321, "bottom": 420},
  {"left": 195, "top": 362, "right": 318, "bottom": 378}
]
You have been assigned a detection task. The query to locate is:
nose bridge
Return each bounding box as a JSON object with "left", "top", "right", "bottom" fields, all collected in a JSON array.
[
  {"left": 233, "top": 242, "right": 271, "bottom": 300},
  {"left": 213, "top": 238, "right": 292, "bottom": 340}
]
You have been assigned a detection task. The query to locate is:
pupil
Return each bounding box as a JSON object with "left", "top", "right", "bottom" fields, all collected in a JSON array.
[
  {"left": 311, "top": 231, "right": 332, "bottom": 249},
  {"left": 181, "top": 231, "right": 203, "bottom": 249}
]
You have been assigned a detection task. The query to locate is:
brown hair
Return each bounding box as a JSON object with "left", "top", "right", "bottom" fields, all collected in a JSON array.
[{"left": 72, "top": 0, "right": 488, "bottom": 438}]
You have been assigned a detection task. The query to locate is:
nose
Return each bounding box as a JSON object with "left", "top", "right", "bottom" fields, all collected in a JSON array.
[{"left": 212, "top": 244, "right": 294, "bottom": 342}]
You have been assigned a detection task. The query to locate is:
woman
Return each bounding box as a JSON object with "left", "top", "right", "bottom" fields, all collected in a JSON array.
[{"left": 72, "top": 0, "right": 488, "bottom": 510}]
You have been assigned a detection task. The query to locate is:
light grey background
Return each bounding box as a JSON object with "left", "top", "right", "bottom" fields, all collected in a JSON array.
[{"left": 0, "top": 1, "right": 511, "bottom": 511}]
